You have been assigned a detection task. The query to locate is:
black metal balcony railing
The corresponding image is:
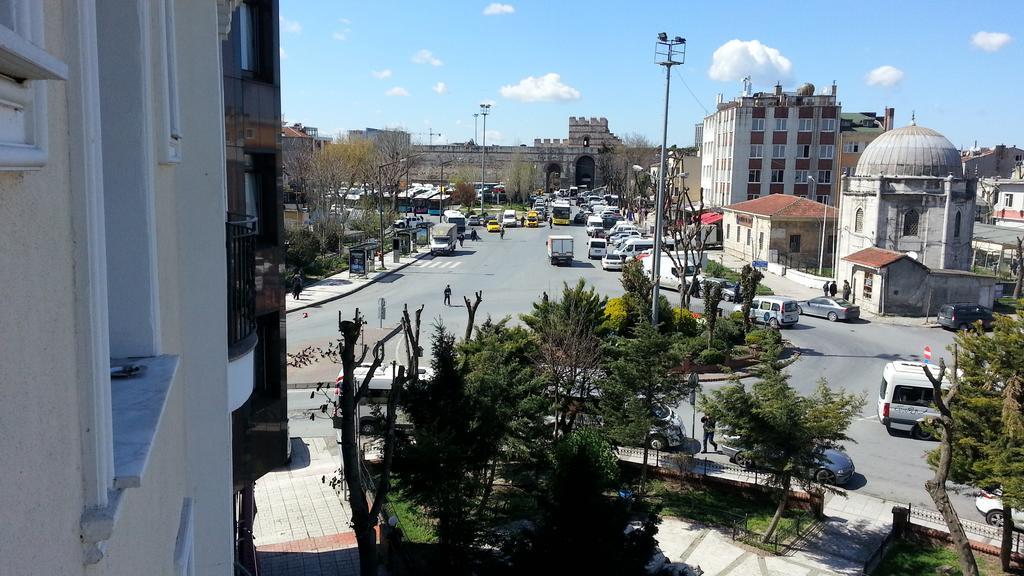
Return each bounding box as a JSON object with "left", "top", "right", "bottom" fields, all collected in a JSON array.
[{"left": 227, "top": 214, "right": 258, "bottom": 356}]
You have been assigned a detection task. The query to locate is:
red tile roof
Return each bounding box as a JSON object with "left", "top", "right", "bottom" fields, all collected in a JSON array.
[
  {"left": 842, "top": 247, "right": 909, "bottom": 269},
  {"left": 725, "top": 195, "right": 837, "bottom": 219},
  {"left": 281, "top": 126, "right": 311, "bottom": 138}
]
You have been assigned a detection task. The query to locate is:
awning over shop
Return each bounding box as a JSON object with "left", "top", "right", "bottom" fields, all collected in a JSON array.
[{"left": 700, "top": 212, "right": 723, "bottom": 225}]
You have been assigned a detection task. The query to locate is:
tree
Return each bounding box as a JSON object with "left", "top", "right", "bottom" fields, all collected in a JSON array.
[
  {"left": 662, "top": 182, "right": 713, "bottom": 310},
  {"left": 921, "top": 356, "right": 981, "bottom": 576},
  {"left": 505, "top": 150, "right": 539, "bottom": 203},
  {"left": 619, "top": 258, "right": 673, "bottom": 333},
  {"left": 600, "top": 322, "right": 684, "bottom": 495},
  {"left": 1013, "top": 236, "right": 1023, "bottom": 299},
  {"left": 522, "top": 280, "right": 607, "bottom": 438},
  {"left": 702, "top": 334, "right": 864, "bottom": 542},
  {"left": 738, "top": 264, "right": 764, "bottom": 334},
  {"left": 450, "top": 180, "right": 478, "bottom": 210},
  {"left": 702, "top": 281, "right": 724, "bottom": 351},
  {"left": 463, "top": 290, "right": 483, "bottom": 341},
  {"left": 935, "top": 309, "right": 1024, "bottom": 571},
  {"left": 373, "top": 128, "right": 416, "bottom": 211},
  {"left": 596, "top": 143, "right": 626, "bottom": 195}
]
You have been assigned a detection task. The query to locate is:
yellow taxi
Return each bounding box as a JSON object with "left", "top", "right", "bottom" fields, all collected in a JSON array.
[
  {"left": 526, "top": 211, "right": 539, "bottom": 227},
  {"left": 486, "top": 219, "right": 502, "bottom": 233}
]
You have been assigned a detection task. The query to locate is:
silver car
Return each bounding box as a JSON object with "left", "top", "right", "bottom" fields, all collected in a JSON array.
[{"left": 797, "top": 297, "right": 860, "bottom": 322}]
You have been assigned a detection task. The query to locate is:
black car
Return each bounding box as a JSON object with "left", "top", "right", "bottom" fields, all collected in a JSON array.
[
  {"left": 573, "top": 211, "right": 588, "bottom": 224},
  {"left": 936, "top": 303, "right": 993, "bottom": 331}
]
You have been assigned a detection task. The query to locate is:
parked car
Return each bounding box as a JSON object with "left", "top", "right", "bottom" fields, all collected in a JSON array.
[
  {"left": 747, "top": 296, "right": 800, "bottom": 328},
  {"left": 936, "top": 303, "right": 993, "bottom": 331},
  {"left": 602, "top": 252, "right": 625, "bottom": 271},
  {"left": 467, "top": 214, "right": 481, "bottom": 226},
  {"left": 975, "top": 488, "right": 1024, "bottom": 528},
  {"left": 719, "top": 432, "right": 856, "bottom": 486},
  {"left": 573, "top": 211, "right": 589, "bottom": 225},
  {"left": 693, "top": 277, "right": 738, "bottom": 301},
  {"left": 797, "top": 297, "right": 860, "bottom": 322}
]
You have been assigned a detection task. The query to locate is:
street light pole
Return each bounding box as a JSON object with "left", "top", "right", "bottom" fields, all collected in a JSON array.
[
  {"left": 439, "top": 159, "right": 454, "bottom": 219},
  {"left": 809, "top": 175, "right": 826, "bottom": 276},
  {"left": 651, "top": 33, "right": 686, "bottom": 327},
  {"left": 479, "top": 103, "right": 491, "bottom": 214}
]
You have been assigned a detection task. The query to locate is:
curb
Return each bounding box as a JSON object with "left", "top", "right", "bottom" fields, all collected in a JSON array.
[
  {"left": 286, "top": 251, "right": 432, "bottom": 315},
  {"left": 696, "top": 348, "right": 803, "bottom": 383}
]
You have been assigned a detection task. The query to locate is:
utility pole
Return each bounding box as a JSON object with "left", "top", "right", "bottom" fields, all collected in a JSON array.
[
  {"left": 479, "top": 103, "right": 491, "bottom": 213},
  {"left": 651, "top": 33, "right": 686, "bottom": 326}
]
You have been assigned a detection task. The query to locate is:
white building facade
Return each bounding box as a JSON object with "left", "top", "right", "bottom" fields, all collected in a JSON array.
[
  {"left": 0, "top": 1, "right": 247, "bottom": 574},
  {"left": 700, "top": 83, "right": 841, "bottom": 208}
]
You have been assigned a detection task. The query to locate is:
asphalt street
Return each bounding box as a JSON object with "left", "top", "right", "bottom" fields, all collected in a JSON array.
[{"left": 285, "top": 207, "right": 983, "bottom": 523}]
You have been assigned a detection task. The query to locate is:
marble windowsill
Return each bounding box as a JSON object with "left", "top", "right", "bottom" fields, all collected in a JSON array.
[{"left": 81, "top": 354, "right": 179, "bottom": 564}]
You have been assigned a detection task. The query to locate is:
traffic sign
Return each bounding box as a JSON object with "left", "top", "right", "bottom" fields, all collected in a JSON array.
[
  {"left": 923, "top": 345, "right": 932, "bottom": 364},
  {"left": 752, "top": 260, "right": 768, "bottom": 269}
]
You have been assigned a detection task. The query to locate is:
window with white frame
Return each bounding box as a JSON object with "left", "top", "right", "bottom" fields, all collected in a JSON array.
[
  {"left": 798, "top": 118, "right": 813, "bottom": 132},
  {"left": 817, "top": 170, "right": 832, "bottom": 184},
  {"left": 816, "top": 194, "right": 829, "bottom": 204},
  {"left": 751, "top": 118, "right": 764, "bottom": 132},
  {"left": 794, "top": 170, "right": 808, "bottom": 183},
  {"left": 1005, "top": 193, "right": 1013, "bottom": 207},
  {"left": 748, "top": 169, "right": 761, "bottom": 183},
  {"left": 750, "top": 144, "right": 763, "bottom": 158},
  {"left": 774, "top": 118, "right": 787, "bottom": 131},
  {"left": 843, "top": 140, "right": 861, "bottom": 153},
  {"left": 819, "top": 144, "right": 834, "bottom": 159},
  {"left": 772, "top": 144, "right": 786, "bottom": 158},
  {"left": 821, "top": 118, "right": 836, "bottom": 132},
  {"left": 771, "top": 169, "right": 785, "bottom": 183},
  {"left": 0, "top": 0, "right": 68, "bottom": 168},
  {"left": 798, "top": 144, "right": 810, "bottom": 158}
]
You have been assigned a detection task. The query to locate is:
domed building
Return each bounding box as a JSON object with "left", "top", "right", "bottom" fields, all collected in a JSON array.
[{"left": 836, "top": 121, "right": 994, "bottom": 315}]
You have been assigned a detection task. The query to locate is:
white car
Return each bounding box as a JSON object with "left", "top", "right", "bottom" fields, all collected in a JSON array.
[
  {"left": 975, "top": 489, "right": 1024, "bottom": 527},
  {"left": 602, "top": 252, "right": 625, "bottom": 271}
]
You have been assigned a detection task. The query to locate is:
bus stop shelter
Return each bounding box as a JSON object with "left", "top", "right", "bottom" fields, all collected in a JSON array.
[{"left": 348, "top": 240, "right": 377, "bottom": 277}]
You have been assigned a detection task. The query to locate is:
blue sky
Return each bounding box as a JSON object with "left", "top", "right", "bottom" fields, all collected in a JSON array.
[{"left": 279, "top": 0, "right": 1021, "bottom": 150}]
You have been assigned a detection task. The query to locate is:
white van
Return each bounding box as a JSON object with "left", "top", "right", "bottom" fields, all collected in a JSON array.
[
  {"left": 585, "top": 215, "right": 604, "bottom": 236},
  {"left": 501, "top": 209, "right": 517, "bottom": 228},
  {"left": 641, "top": 253, "right": 700, "bottom": 291},
  {"left": 609, "top": 221, "right": 639, "bottom": 236},
  {"left": 588, "top": 238, "right": 607, "bottom": 259},
  {"left": 876, "top": 361, "right": 947, "bottom": 440},
  {"left": 336, "top": 365, "right": 431, "bottom": 435},
  {"left": 618, "top": 238, "right": 654, "bottom": 259},
  {"left": 747, "top": 296, "right": 800, "bottom": 328}
]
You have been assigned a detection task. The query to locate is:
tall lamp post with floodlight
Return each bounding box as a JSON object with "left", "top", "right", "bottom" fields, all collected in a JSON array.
[
  {"left": 650, "top": 33, "right": 686, "bottom": 326},
  {"left": 377, "top": 157, "right": 407, "bottom": 269},
  {"left": 479, "top": 103, "right": 491, "bottom": 213}
]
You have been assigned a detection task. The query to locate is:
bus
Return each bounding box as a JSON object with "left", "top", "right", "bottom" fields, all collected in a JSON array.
[
  {"left": 443, "top": 209, "right": 466, "bottom": 234},
  {"left": 552, "top": 201, "right": 571, "bottom": 225}
]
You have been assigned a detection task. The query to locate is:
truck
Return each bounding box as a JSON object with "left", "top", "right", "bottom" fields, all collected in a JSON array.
[
  {"left": 429, "top": 223, "right": 457, "bottom": 255},
  {"left": 546, "top": 234, "right": 573, "bottom": 266}
]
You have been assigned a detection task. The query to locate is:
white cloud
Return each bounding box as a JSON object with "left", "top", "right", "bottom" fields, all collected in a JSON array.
[
  {"left": 971, "top": 31, "right": 1012, "bottom": 52},
  {"left": 279, "top": 16, "right": 302, "bottom": 34},
  {"left": 708, "top": 39, "right": 792, "bottom": 82},
  {"left": 432, "top": 82, "right": 448, "bottom": 95},
  {"left": 412, "top": 49, "right": 443, "bottom": 66},
  {"left": 279, "top": 47, "right": 287, "bottom": 60},
  {"left": 332, "top": 31, "right": 348, "bottom": 41},
  {"left": 339, "top": 18, "right": 351, "bottom": 25},
  {"left": 385, "top": 86, "right": 409, "bottom": 97},
  {"left": 483, "top": 3, "right": 515, "bottom": 15},
  {"left": 499, "top": 73, "right": 580, "bottom": 102},
  {"left": 455, "top": 119, "right": 463, "bottom": 125},
  {"left": 865, "top": 65, "right": 904, "bottom": 87},
  {"left": 371, "top": 69, "right": 392, "bottom": 80}
]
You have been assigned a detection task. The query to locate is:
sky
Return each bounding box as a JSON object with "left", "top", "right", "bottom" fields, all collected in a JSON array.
[{"left": 279, "top": 0, "right": 1022, "bottom": 151}]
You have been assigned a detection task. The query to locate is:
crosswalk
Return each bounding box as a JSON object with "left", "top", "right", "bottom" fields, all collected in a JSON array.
[{"left": 412, "top": 260, "right": 464, "bottom": 270}]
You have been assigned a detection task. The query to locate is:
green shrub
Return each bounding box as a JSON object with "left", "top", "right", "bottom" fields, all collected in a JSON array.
[
  {"left": 308, "top": 253, "right": 348, "bottom": 277},
  {"left": 697, "top": 349, "right": 726, "bottom": 366},
  {"left": 704, "top": 260, "right": 733, "bottom": 279},
  {"left": 285, "top": 228, "right": 321, "bottom": 273},
  {"left": 714, "top": 317, "right": 745, "bottom": 346},
  {"left": 729, "top": 310, "right": 745, "bottom": 322},
  {"left": 673, "top": 308, "right": 700, "bottom": 337},
  {"left": 675, "top": 335, "right": 707, "bottom": 359},
  {"left": 745, "top": 329, "right": 769, "bottom": 346},
  {"left": 603, "top": 297, "right": 629, "bottom": 334}
]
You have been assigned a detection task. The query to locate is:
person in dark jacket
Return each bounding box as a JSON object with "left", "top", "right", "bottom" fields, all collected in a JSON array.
[
  {"left": 700, "top": 414, "right": 719, "bottom": 453},
  {"left": 291, "top": 272, "right": 303, "bottom": 301},
  {"left": 842, "top": 280, "right": 852, "bottom": 301},
  {"left": 444, "top": 285, "right": 452, "bottom": 306},
  {"left": 822, "top": 281, "right": 830, "bottom": 297},
  {"left": 829, "top": 281, "right": 838, "bottom": 298}
]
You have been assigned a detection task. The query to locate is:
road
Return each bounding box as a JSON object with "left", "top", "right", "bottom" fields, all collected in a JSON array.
[{"left": 285, "top": 206, "right": 984, "bottom": 523}]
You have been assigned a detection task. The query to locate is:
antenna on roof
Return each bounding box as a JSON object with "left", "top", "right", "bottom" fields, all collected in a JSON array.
[
  {"left": 741, "top": 76, "right": 752, "bottom": 97},
  {"left": 910, "top": 111, "right": 916, "bottom": 126}
]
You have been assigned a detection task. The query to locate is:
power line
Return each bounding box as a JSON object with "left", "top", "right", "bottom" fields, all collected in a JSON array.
[{"left": 674, "top": 67, "right": 710, "bottom": 116}]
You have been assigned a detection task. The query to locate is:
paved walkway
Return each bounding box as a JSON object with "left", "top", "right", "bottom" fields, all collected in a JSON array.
[
  {"left": 286, "top": 248, "right": 433, "bottom": 315},
  {"left": 254, "top": 437, "right": 360, "bottom": 576}
]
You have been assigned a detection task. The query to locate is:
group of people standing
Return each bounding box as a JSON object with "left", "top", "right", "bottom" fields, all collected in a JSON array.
[{"left": 823, "top": 279, "right": 853, "bottom": 301}]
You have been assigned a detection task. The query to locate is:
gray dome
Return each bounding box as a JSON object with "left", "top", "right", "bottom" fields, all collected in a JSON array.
[{"left": 854, "top": 125, "right": 963, "bottom": 178}]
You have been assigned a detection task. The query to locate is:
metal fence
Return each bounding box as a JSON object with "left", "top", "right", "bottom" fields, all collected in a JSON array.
[
  {"left": 862, "top": 526, "right": 897, "bottom": 574},
  {"left": 226, "top": 214, "right": 257, "bottom": 351}
]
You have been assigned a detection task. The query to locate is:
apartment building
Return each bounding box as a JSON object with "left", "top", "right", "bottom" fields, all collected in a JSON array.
[
  {"left": 837, "top": 109, "right": 893, "bottom": 177},
  {"left": 0, "top": 2, "right": 284, "bottom": 574},
  {"left": 701, "top": 83, "right": 841, "bottom": 208}
]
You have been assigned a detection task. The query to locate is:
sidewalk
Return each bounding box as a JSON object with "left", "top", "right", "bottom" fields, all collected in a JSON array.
[
  {"left": 708, "top": 251, "right": 941, "bottom": 329},
  {"left": 254, "top": 437, "right": 359, "bottom": 576},
  {"left": 286, "top": 249, "right": 433, "bottom": 315}
]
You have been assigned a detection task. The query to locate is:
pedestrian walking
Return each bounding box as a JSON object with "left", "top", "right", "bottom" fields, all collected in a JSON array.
[
  {"left": 500, "top": 226, "right": 505, "bottom": 239},
  {"left": 290, "top": 272, "right": 303, "bottom": 301},
  {"left": 443, "top": 284, "right": 452, "bottom": 306},
  {"left": 842, "top": 280, "right": 851, "bottom": 301},
  {"left": 519, "top": 216, "right": 525, "bottom": 228},
  {"left": 700, "top": 414, "right": 718, "bottom": 453},
  {"left": 829, "top": 281, "right": 838, "bottom": 298},
  {"left": 822, "top": 281, "right": 830, "bottom": 297},
  {"left": 548, "top": 217, "right": 553, "bottom": 229},
  {"left": 458, "top": 233, "right": 465, "bottom": 247}
]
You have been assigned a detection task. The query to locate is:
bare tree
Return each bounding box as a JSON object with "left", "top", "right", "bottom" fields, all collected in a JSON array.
[
  {"left": 537, "top": 316, "right": 604, "bottom": 439},
  {"left": 661, "top": 182, "right": 713, "bottom": 310},
  {"left": 922, "top": 353, "right": 981, "bottom": 576},
  {"left": 373, "top": 129, "right": 416, "bottom": 211},
  {"left": 505, "top": 149, "right": 538, "bottom": 203},
  {"left": 1013, "top": 236, "right": 1023, "bottom": 299},
  {"left": 596, "top": 143, "right": 626, "bottom": 195},
  {"left": 463, "top": 291, "right": 483, "bottom": 341}
]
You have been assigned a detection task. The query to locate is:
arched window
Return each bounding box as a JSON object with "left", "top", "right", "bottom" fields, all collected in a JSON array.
[
  {"left": 902, "top": 210, "right": 919, "bottom": 237},
  {"left": 854, "top": 208, "right": 864, "bottom": 233},
  {"left": 953, "top": 211, "right": 962, "bottom": 238}
]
